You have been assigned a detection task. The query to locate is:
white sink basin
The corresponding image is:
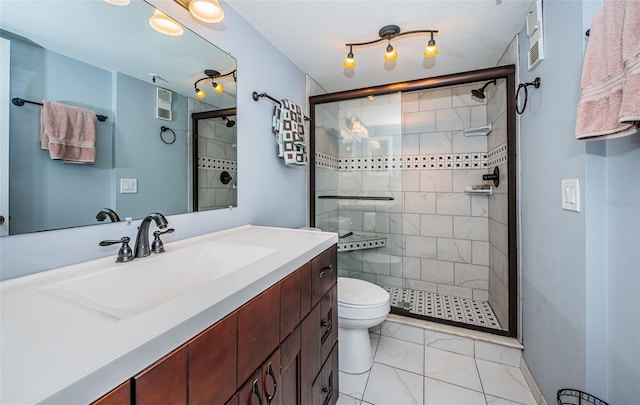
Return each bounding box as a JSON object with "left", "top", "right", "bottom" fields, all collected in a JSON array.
[{"left": 41, "top": 242, "right": 276, "bottom": 320}]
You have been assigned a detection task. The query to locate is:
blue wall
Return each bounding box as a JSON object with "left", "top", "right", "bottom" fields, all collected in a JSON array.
[
  {"left": 0, "top": 0, "right": 307, "bottom": 279},
  {"left": 519, "top": 0, "right": 640, "bottom": 403}
]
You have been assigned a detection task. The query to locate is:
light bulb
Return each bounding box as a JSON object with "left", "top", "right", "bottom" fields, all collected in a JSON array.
[
  {"left": 385, "top": 43, "right": 397, "bottom": 61},
  {"left": 149, "top": 9, "right": 183, "bottom": 36},
  {"left": 424, "top": 39, "right": 438, "bottom": 57},
  {"left": 189, "top": 0, "right": 224, "bottom": 23},
  {"left": 343, "top": 52, "right": 355, "bottom": 69},
  {"left": 213, "top": 82, "right": 224, "bottom": 93},
  {"left": 195, "top": 88, "right": 207, "bottom": 99}
]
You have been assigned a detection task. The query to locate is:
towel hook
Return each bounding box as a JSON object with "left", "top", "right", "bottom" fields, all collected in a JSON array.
[{"left": 515, "top": 77, "right": 541, "bottom": 115}]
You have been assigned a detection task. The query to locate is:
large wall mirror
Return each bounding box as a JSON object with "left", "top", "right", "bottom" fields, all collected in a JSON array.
[{"left": 0, "top": 0, "right": 237, "bottom": 236}]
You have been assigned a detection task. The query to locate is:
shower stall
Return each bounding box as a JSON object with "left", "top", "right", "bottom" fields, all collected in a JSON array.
[{"left": 310, "top": 66, "right": 516, "bottom": 336}]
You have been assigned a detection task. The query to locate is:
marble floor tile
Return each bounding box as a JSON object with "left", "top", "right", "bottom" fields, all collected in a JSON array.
[
  {"left": 339, "top": 370, "right": 370, "bottom": 400},
  {"left": 424, "top": 347, "right": 483, "bottom": 392},
  {"left": 485, "top": 394, "right": 530, "bottom": 405},
  {"left": 424, "top": 377, "right": 487, "bottom": 405},
  {"left": 337, "top": 393, "right": 362, "bottom": 405},
  {"left": 374, "top": 335, "right": 424, "bottom": 374},
  {"left": 362, "top": 363, "right": 424, "bottom": 405},
  {"left": 370, "top": 333, "right": 380, "bottom": 358},
  {"left": 476, "top": 359, "right": 536, "bottom": 405}
]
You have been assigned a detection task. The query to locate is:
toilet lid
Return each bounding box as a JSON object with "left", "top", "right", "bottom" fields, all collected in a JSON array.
[{"left": 338, "top": 277, "right": 390, "bottom": 306}]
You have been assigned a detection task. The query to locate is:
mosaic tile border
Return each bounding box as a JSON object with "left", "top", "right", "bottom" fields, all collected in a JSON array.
[
  {"left": 382, "top": 286, "right": 502, "bottom": 330},
  {"left": 197, "top": 156, "right": 237, "bottom": 172},
  {"left": 338, "top": 237, "right": 386, "bottom": 252},
  {"left": 315, "top": 152, "right": 488, "bottom": 171},
  {"left": 487, "top": 143, "right": 508, "bottom": 167}
]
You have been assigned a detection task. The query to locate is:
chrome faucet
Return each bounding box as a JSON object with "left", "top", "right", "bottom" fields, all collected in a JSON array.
[{"left": 134, "top": 213, "right": 169, "bottom": 258}]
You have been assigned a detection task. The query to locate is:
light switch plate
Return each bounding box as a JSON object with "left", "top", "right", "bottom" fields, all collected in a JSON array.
[
  {"left": 561, "top": 179, "right": 580, "bottom": 212},
  {"left": 120, "top": 178, "right": 137, "bottom": 194}
]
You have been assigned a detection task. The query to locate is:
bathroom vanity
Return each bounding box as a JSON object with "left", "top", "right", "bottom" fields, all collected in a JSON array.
[{"left": 0, "top": 226, "right": 338, "bottom": 405}]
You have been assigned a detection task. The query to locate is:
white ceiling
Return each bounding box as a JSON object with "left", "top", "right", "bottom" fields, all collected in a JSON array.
[{"left": 225, "top": 0, "right": 535, "bottom": 93}]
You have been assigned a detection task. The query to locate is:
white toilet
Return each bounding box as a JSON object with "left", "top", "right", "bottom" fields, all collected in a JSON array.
[{"left": 337, "top": 277, "right": 390, "bottom": 374}]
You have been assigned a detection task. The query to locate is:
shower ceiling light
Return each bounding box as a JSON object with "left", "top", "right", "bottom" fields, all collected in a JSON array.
[
  {"left": 175, "top": 0, "right": 225, "bottom": 23},
  {"left": 344, "top": 25, "right": 439, "bottom": 69},
  {"left": 149, "top": 9, "right": 184, "bottom": 36},
  {"left": 193, "top": 69, "right": 236, "bottom": 98}
]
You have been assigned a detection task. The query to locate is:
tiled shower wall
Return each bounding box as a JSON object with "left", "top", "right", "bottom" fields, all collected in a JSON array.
[
  {"left": 190, "top": 100, "right": 237, "bottom": 211},
  {"left": 486, "top": 80, "right": 509, "bottom": 328},
  {"left": 316, "top": 84, "right": 499, "bottom": 304}
]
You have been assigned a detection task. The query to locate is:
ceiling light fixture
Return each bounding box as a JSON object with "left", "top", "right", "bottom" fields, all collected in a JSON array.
[
  {"left": 193, "top": 69, "right": 237, "bottom": 99},
  {"left": 103, "top": 0, "right": 131, "bottom": 6},
  {"left": 344, "top": 25, "right": 439, "bottom": 68},
  {"left": 149, "top": 9, "right": 184, "bottom": 36},
  {"left": 175, "top": 0, "right": 225, "bottom": 23}
]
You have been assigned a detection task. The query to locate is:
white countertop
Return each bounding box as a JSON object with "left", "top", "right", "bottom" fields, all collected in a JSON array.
[{"left": 0, "top": 225, "right": 337, "bottom": 404}]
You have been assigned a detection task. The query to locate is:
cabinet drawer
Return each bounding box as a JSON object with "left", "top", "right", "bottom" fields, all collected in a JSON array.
[
  {"left": 189, "top": 312, "right": 237, "bottom": 405},
  {"left": 311, "top": 344, "right": 338, "bottom": 405},
  {"left": 301, "top": 288, "right": 336, "bottom": 398},
  {"left": 310, "top": 245, "right": 337, "bottom": 308},
  {"left": 133, "top": 346, "right": 187, "bottom": 405},
  {"left": 237, "top": 283, "right": 280, "bottom": 389}
]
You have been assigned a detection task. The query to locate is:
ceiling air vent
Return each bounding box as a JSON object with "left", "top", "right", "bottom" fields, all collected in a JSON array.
[
  {"left": 526, "top": 0, "right": 544, "bottom": 71},
  {"left": 156, "top": 87, "right": 172, "bottom": 121}
]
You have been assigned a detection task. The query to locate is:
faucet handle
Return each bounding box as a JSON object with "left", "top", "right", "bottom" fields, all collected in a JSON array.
[
  {"left": 99, "top": 236, "right": 134, "bottom": 263},
  {"left": 151, "top": 228, "right": 174, "bottom": 254}
]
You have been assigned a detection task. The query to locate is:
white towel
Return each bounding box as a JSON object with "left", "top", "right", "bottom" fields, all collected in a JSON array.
[
  {"left": 40, "top": 100, "right": 96, "bottom": 163},
  {"left": 272, "top": 99, "right": 307, "bottom": 166},
  {"left": 575, "top": 0, "right": 640, "bottom": 140}
]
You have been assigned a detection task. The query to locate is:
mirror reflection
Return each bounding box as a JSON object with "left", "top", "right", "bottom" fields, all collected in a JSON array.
[{"left": 0, "top": 0, "right": 237, "bottom": 236}]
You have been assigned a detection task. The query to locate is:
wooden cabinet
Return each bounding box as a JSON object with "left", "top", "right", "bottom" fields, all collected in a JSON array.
[
  {"left": 133, "top": 346, "right": 187, "bottom": 405},
  {"left": 188, "top": 312, "right": 237, "bottom": 405},
  {"left": 94, "top": 245, "right": 337, "bottom": 405},
  {"left": 91, "top": 381, "right": 131, "bottom": 405}
]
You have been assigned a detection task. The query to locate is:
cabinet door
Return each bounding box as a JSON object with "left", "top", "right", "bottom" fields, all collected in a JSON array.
[
  {"left": 91, "top": 381, "right": 131, "bottom": 405},
  {"left": 299, "top": 262, "right": 312, "bottom": 320},
  {"left": 235, "top": 368, "right": 264, "bottom": 405},
  {"left": 237, "top": 283, "right": 280, "bottom": 389},
  {"left": 300, "top": 302, "right": 320, "bottom": 405},
  {"left": 133, "top": 346, "right": 187, "bottom": 405},
  {"left": 280, "top": 327, "right": 300, "bottom": 405},
  {"left": 189, "top": 312, "right": 238, "bottom": 405},
  {"left": 262, "top": 348, "right": 281, "bottom": 405},
  {"left": 280, "top": 270, "right": 300, "bottom": 341}
]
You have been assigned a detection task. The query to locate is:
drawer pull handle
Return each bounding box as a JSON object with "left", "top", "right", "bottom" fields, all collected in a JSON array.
[
  {"left": 321, "top": 319, "right": 332, "bottom": 330},
  {"left": 321, "top": 385, "right": 333, "bottom": 404},
  {"left": 266, "top": 363, "right": 278, "bottom": 404},
  {"left": 252, "top": 378, "right": 264, "bottom": 405},
  {"left": 319, "top": 265, "right": 333, "bottom": 278}
]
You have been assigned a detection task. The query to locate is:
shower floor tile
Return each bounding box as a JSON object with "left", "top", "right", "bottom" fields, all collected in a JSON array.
[{"left": 381, "top": 286, "right": 503, "bottom": 330}]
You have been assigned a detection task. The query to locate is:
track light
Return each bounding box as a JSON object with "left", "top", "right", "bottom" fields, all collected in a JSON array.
[
  {"left": 193, "top": 69, "right": 236, "bottom": 99},
  {"left": 344, "top": 46, "right": 356, "bottom": 68},
  {"left": 344, "top": 24, "right": 439, "bottom": 69}
]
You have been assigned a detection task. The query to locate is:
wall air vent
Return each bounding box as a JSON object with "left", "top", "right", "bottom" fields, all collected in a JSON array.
[
  {"left": 526, "top": 0, "right": 544, "bottom": 71},
  {"left": 156, "top": 87, "right": 172, "bottom": 121}
]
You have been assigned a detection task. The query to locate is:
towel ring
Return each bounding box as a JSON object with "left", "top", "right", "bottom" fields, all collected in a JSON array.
[
  {"left": 515, "top": 77, "right": 541, "bottom": 115},
  {"left": 160, "top": 126, "right": 176, "bottom": 145}
]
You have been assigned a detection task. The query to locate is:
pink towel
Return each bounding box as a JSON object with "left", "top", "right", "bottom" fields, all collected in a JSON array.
[
  {"left": 575, "top": 0, "right": 640, "bottom": 140},
  {"left": 40, "top": 100, "right": 96, "bottom": 163}
]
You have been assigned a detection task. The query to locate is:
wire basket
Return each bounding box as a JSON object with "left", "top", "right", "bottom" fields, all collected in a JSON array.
[{"left": 557, "top": 389, "right": 609, "bottom": 405}]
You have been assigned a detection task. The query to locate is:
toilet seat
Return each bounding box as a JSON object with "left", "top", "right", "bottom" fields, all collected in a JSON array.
[
  {"left": 338, "top": 277, "right": 390, "bottom": 320},
  {"left": 338, "top": 277, "right": 389, "bottom": 307}
]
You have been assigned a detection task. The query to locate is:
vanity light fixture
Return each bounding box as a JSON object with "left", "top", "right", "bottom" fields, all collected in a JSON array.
[
  {"left": 174, "top": 0, "right": 224, "bottom": 23},
  {"left": 103, "top": 0, "right": 131, "bottom": 6},
  {"left": 193, "top": 69, "right": 236, "bottom": 98},
  {"left": 344, "top": 25, "right": 439, "bottom": 68},
  {"left": 149, "top": 9, "right": 184, "bottom": 36}
]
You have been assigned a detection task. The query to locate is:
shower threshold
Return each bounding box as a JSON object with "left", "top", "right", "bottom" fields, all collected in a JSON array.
[{"left": 381, "top": 286, "right": 503, "bottom": 331}]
